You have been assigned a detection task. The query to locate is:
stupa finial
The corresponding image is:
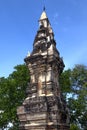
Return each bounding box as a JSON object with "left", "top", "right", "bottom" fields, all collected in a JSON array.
[{"left": 43, "top": 6, "right": 46, "bottom": 11}]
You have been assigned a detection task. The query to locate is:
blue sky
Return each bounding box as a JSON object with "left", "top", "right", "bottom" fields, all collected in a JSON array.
[{"left": 0, "top": 0, "right": 87, "bottom": 77}]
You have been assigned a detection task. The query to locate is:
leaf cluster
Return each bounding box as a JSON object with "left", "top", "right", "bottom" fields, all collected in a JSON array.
[
  {"left": 0, "top": 64, "right": 30, "bottom": 130},
  {"left": 60, "top": 65, "right": 87, "bottom": 130}
]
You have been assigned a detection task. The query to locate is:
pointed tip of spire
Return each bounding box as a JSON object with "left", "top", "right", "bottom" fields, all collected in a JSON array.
[
  {"left": 43, "top": 6, "right": 46, "bottom": 11},
  {"left": 40, "top": 6, "right": 47, "bottom": 20}
]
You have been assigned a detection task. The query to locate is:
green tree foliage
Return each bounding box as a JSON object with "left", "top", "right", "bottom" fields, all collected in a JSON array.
[
  {"left": 0, "top": 64, "right": 30, "bottom": 130},
  {"left": 60, "top": 65, "right": 87, "bottom": 130},
  {"left": 0, "top": 64, "right": 87, "bottom": 130},
  {"left": 59, "top": 69, "right": 72, "bottom": 98},
  {"left": 70, "top": 124, "right": 80, "bottom": 130}
]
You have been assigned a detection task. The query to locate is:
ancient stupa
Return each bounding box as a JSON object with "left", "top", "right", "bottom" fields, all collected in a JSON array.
[{"left": 17, "top": 9, "right": 70, "bottom": 130}]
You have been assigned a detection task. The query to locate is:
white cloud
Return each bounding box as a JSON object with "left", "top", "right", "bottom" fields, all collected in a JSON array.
[{"left": 53, "top": 12, "right": 59, "bottom": 25}]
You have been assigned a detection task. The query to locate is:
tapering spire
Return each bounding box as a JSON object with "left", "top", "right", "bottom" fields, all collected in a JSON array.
[
  {"left": 40, "top": 6, "right": 47, "bottom": 20},
  {"left": 39, "top": 9, "right": 54, "bottom": 35}
]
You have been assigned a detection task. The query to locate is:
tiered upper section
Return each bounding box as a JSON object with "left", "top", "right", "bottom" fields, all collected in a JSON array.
[
  {"left": 25, "top": 10, "right": 65, "bottom": 97},
  {"left": 25, "top": 10, "right": 64, "bottom": 74},
  {"left": 32, "top": 10, "right": 55, "bottom": 54},
  {"left": 39, "top": 10, "right": 53, "bottom": 35}
]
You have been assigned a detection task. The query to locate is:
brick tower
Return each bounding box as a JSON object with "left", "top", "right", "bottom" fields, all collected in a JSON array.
[{"left": 17, "top": 9, "right": 70, "bottom": 130}]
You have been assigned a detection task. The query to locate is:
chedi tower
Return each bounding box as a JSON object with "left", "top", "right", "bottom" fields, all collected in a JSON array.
[{"left": 17, "top": 9, "right": 70, "bottom": 130}]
